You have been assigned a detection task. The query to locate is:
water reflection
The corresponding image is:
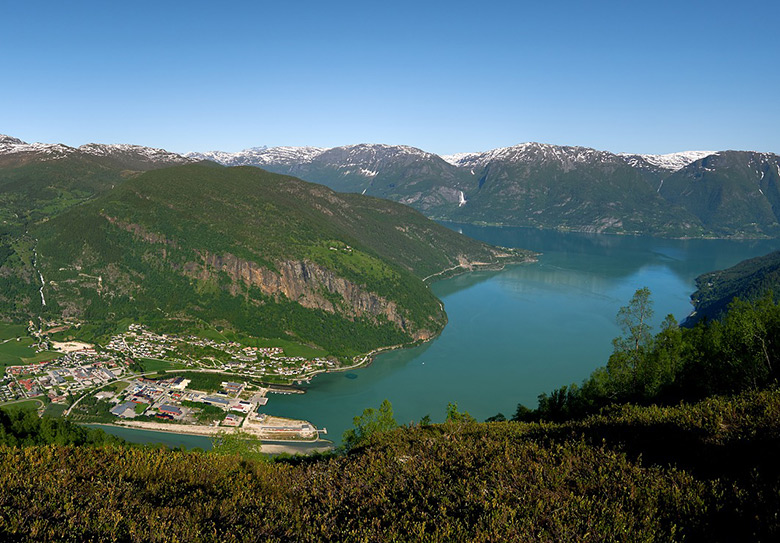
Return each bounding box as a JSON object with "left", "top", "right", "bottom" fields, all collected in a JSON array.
[
  {"left": 442, "top": 222, "right": 777, "bottom": 293},
  {"left": 267, "top": 226, "right": 778, "bottom": 442}
]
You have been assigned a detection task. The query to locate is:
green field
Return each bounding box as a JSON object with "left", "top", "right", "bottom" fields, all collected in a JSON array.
[
  {"left": 136, "top": 358, "right": 187, "bottom": 373},
  {"left": 0, "top": 323, "right": 27, "bottom": 341},
  {"left": 0, "top": 399, "right": 43, "bottom": 412},
  {"left": 0, "top": 337, "right": 63, "bottom": 375},
  {"left": 194, "top": 327, "right": 230, "bottom": 342},
  {"left": 42, "top": 403, "right": 67, "bottom": 418},
  {"left": 224, "top": 332, "right": 329, "bottom": 359},
  {"left": 108, "top": 381, "right": 129, "bottom": 393}
]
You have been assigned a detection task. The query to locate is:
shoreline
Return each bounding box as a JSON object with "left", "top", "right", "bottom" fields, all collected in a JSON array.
[
  {"left": 85, "top": 422, "right": 334, "bottom": 453},
  {"left": 287, "top": 254, "right": 538, "bottom": 387},
  {"left": 439, "top": 220, "right": 773, "bottom": 241}
]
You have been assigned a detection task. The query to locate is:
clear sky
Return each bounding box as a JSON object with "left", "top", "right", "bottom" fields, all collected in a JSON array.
[{"left": 2, "top": 0, "right": 779, "bottom": 155}]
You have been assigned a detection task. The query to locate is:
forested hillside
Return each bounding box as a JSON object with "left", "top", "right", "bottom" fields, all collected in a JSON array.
[
  {"left": 687, "top": 250, "right": 780, "bottom": 324},
  {"left": 3, "top": 163, "right": 530, "bottom": 355}
]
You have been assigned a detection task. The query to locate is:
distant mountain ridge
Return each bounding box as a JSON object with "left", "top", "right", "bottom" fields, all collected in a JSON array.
[
  {"left": 0, "top": 135, "right": 195, "bottom": 169},
  {"left": 189, "top": 141, "right": 779, "bottom": 237},
  {"left": 3, "top": 135, "right": 779, "bottom": 238}
]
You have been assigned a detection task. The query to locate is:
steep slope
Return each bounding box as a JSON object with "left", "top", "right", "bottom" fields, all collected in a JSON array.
[
  {"left": 192, "top": 144, "right": 475, "bottom": 216},
  {"left": 445, "top": 143, "right": 704, "bottom": 236},
  {"left": 687, "top": 250, "right": 780, "bottom": 324},
  {"left": 29, "top": 164, "right": 529, "bottom": 355},
  {"left": 201, "top": 141, "right": 780, "bottom": 237},
  {"left": 660, "top": 151, "right": 780, "bottom": 237}
]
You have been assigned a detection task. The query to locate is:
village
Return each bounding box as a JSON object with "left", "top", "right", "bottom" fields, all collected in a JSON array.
[
  {"left": 77, "top": 374, "right": 322, "bottom": 441},
  {"left": 0, "top": 322, "right": 340, "bottom": 441}
]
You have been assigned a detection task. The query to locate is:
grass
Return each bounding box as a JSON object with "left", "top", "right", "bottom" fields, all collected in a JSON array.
[
  {"left": 0, "top": 324, "right": 27, "bottom": 341},
  {"left": 108, "top": 381, "right": 129, "bottom": 393},
  {"left": 133, "top": 403, "right": 147, "bottom": 415},
  {"left": 0, "top": 337, "right": 63, "bottom": 374},
  {"left": 43, "top": 403, "right": 67, "bottom": 418},
  {"left": 0, "top": 399, "right": 43, "bottom": 412},
  {"left": 137, "top": 358, "right": 187, "bottom": 373},
  {"left": 195, "top": 327, "right": 230, "bottom": 342},
  {"left": 224, "top": 332, "right": 328, "bottom": 359}
]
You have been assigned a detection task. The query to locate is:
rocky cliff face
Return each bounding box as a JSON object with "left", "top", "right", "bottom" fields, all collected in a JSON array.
[{"left": 187, "top": 251, "right": 432, "bottom": 341}]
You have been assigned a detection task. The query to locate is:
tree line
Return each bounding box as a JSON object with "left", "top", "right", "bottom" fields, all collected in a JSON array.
[{"left": 507, "top": 287, "right": 780, "bottom": 422}]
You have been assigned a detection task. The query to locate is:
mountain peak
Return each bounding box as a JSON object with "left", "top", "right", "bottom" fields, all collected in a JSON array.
[
  {"left": 0, "top": 135, "right": 26, "bottom": 146},
  {"left": 186, "top": 146, "right": 325, "bottom": 167},
  {"left": 78, "top": 143, "right": 194, "bottom": 166}
]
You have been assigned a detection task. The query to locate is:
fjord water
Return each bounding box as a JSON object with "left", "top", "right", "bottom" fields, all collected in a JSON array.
[{"left": 268, "top": 225, "right": 777, "bottom": 441}]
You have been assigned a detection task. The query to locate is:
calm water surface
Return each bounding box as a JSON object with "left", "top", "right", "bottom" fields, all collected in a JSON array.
[{"left": 266, "top": 225, "right": 778, "bottom": 442}]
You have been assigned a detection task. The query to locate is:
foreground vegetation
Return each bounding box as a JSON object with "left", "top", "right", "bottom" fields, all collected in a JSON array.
[{"left": 0, "top": 388, "right": 778, "bottom": 541}]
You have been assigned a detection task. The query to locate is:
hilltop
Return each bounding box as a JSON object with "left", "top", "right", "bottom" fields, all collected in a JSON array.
[{"left": 4, "top": 163, "right": 529, "bottom": 355}]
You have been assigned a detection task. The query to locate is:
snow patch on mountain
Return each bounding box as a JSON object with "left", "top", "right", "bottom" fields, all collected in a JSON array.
[
  {"left": 441, "top": 152, "right": 480, "bottom": 167},
  {"left": 0, "top": 135, "right": 77, "bottom": 160},
  {"left": 79, "top": 143, "right": 193, "bottom": 164},
  {"left": 0, "top": 135, "right": 194, "bottom": 165},
  {"left": 446, "top": 143, "right": 617, "bottom": 170},
  {"left": 619, "top": 151, "right": 716, "bottom": 171},
  {"left": 186, "top": 146, "right": 325, "bottom": 167}
]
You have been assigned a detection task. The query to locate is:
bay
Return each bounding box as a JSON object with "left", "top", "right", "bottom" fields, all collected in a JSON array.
[{"left": 266, "top": 225, "right": 778, "bottom": 442}]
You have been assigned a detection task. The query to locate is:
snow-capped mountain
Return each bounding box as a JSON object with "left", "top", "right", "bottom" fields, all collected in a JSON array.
[
  {"left": 189, "top": 140, "right": 780, "bottom": 237},
  {"left": 186, "top": 146, "right": 325, "bottom": 167},
  {"left": 0, "top": 134, "right": 76, "bottom": 160},
  {"left": 443, "top": 143, "right": 622, "bottom": 171},
  {"left": 443, "top": 144, "right": 715, "bottom": 173},
  {"left": 78, "top": 143, "right": 193, "bottom": 166},
  {"left": 188, "top": 143, "right": 442, "bottom": 170},
  {"left": 619, "top": 151, "right": 716, "bottom": 172},
  {"left": 5, "top": 133, "right": 779, "bottom": 238},
  {"left": 0, "top": 135, "right": 194, "bottom": 169}
]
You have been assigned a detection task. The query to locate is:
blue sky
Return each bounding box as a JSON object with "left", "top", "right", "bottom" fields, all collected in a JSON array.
[{"left": 2, "top": 0, "right": 778, "bottom": 155}]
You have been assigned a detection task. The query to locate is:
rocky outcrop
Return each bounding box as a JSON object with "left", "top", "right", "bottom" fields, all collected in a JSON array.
[
  {"left": 186, "top": 252, "right": 433, "bottom": 341},
  {"left": 102, "top": 215, "right": 177, "bottom": 247}
]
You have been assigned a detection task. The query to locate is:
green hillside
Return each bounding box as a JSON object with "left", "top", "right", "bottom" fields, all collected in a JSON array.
[
  {"left": 0, "top": 155, "right": 129, "bottom": 230},
  {"left": 660, "top": 151, "right": 780, "bottom": 237},
  {"left": 450, "top": 153, "right": 704, "bottom": 236},
  {"left": 24, "top": 164, "right": 529, "bottom": 355},
  {"left": 688, "top": 250, "right": 780, "bottom": 324},
  {"left": 264, "top": 145, "right": 476, "bottom": 217}
]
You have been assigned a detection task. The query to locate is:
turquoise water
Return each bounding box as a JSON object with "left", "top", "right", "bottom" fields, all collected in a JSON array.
[{"left": 265, "top": 225, "right": 778, "bottom": 442}]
